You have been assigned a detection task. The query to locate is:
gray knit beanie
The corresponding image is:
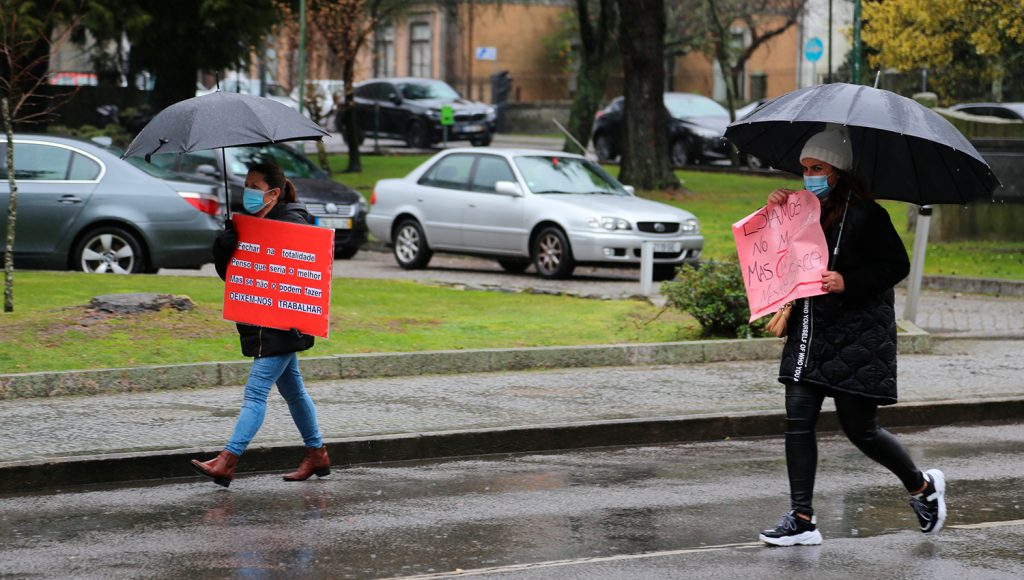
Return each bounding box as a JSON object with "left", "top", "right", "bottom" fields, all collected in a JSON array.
[{"left": 800, "top": 126, "right": 853, "bottom": 171}]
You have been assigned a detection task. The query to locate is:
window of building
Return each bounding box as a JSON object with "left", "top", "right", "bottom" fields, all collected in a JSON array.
[
  {"left": 374, "top": 26, "right": 395, "bottom": 78},
  {"left": 409, "top": 22, "right": 432, "bottom": 78}
]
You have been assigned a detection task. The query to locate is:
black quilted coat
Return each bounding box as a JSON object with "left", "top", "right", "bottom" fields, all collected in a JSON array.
[
  {"left": 778, "top": 196, "right": 910, "bottom": 405},
  {"left": 212, "top": 203, "right": 317, "bottom": 358}
]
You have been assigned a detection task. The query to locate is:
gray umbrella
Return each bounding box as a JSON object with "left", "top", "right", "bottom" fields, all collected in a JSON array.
[
  {"left": 122, "top": 92, "right": 330, "bottom": 217},
  {"left": 724, "top": 83, "right": 1000, "bottom": 205}
]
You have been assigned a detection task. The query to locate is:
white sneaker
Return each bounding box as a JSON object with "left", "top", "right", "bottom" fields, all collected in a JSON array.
[{"left": 910, "top": 468, "right": 947, "bottom": 535}]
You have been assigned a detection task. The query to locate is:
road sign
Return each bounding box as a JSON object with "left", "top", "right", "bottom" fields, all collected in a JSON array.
[
  {"left": 440, "top": 105, "right": 454, "bottom": 126},
  {"left": 475, "top": 47, "right": 497, "bottom": 61},
  {"left": 804, "top": 37, "right": 824, "bottom": 63}
]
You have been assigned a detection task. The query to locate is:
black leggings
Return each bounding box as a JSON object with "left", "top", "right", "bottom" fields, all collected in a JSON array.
[{"left": 784, "top": 382, "right": 925, "bottom": 516}]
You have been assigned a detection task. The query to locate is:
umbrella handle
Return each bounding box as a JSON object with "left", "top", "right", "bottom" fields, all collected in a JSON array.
[
  {"left": 221, "top": 148, "right": 231, "bottom": 220},
  {"left": 829, "top": 192, "right": 852, "bottom": 270}
]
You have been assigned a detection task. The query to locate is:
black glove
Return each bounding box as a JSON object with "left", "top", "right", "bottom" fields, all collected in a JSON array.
[{"left": 216, "top": 219, "right": 238, "bottom": 250}]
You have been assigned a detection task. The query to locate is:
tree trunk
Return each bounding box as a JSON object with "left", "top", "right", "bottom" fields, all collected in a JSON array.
[
  {"left": 616, "top": 0, "right": 678, "bottom": 190},
  {"left": 342, "top": 57, "right": 362, "bottom": 173},
  {"left": 3, "top": 98, "right": 18, "bottom": 313},
  {"left": 562, "top": 0, "right": 615, "bottom": 155}
]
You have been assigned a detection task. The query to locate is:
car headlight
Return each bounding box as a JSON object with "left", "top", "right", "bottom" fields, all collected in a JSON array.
[
  {"left": 358, "top": 196, "right": 369, "bottom": 214},
  {"left": 426, "top": 109, "right": 440, "bottom": 119},
  {"left": 586, "top": 216, "right": 632, "bottom": 231},
  {"left": 485, "top": 106, "right": 497, "bottom": 121},
  {"left": 680, "top": 218, "right": 700, "bottom": 234}
]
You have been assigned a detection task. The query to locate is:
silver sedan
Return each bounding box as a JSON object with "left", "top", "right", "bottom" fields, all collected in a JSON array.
[
  {"left": 0, "top": 134, "right": 223, "bottom": 273},
  {"left": 367, "top": 148, "right": 703, "bottom": 279}
]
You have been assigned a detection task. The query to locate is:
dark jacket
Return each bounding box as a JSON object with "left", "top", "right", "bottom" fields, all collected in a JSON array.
[
  {"left": 778, "top": 196, "right": 910, "bottom": 404},
  {"left": 212, "top": 203, "right": 317, "bottom": 358}
]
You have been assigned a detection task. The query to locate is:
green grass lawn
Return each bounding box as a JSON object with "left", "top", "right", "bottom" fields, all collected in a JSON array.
[
  {"left": 0, "top": 271, "right": 697, "bottom": 374},
  {"left": 326, "top": 152, "right": 1024, "bottom": 280}
]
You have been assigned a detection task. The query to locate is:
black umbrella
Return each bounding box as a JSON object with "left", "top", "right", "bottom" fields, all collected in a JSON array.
[
  {"left": 724, "top": 83, "right": 1000, "bottom": 205},
  {"left": 122, "top": 91, "right": 330, "bottom": 217}
]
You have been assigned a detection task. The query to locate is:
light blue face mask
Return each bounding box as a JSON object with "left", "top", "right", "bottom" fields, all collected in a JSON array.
[
  {"left": 242, "top": 187, "right": 270, "bottom": 214},
  {"left": 804, "top": 173, "right": 833, "bottom": 198}
]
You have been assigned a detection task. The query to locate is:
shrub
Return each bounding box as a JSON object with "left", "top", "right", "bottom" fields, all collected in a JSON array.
[{"left": 661, "top": 259, "right": 769, "bottom": 338}]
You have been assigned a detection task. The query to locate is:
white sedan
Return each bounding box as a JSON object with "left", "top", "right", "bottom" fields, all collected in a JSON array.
[{"left": 367, "top": 148, "right": 703, "bottom": 280}]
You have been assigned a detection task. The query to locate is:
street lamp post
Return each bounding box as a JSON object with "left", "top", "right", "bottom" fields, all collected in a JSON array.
[{"left": 297, "top": 0, "right": 307, "bottom": 114}]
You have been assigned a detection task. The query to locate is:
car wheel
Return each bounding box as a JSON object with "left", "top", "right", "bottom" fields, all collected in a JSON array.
[
  {"left": 73, "top": 226, "right": 147, "bottom": 274},
  {"left": 745, "top": 153, "right": 765, "bottom": 170},
  {"left": 653, "top": 264, "right": 678, "bottom": 281},
  {"left": 405, "top": 120, "right": 430, "bottom": 149},
  {"left": 594, "top": 133, "right": 616, "bottom": 162},
  {"left": 497, "top": 258, "right": 530, "bottom": 273},
  {"left": 334, "top": 245, "right": 359, "bottom": 260},
  {"left": 471, "top": 133, "right": 493, "bottom": 147},
  {"left": 532, "top": 226, "right": 575, "bottom": 279},
  {"left": 670, "top": 140, "right": 690, "bottom": 167},
  {"left": 393, "top": 219, "right": 433, "bottom": 270}
]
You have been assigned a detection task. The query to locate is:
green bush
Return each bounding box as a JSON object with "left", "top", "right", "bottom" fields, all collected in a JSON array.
[
  {"left": 661, "top": 259, "right": 768, "bottom": 338},
  {"left": 47, "top": 123, "right": 132, "bottom": 148}
]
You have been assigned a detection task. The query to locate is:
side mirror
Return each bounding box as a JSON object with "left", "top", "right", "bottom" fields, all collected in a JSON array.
[
  {"left": 389, "top": 94, "right": 402, "bottom": 105},
  {"left": 494, "top": 180, "right": 524, "bottom": 197},
  {"left": 623, "top": 185, "right": 636, "bottom": 195},
  {"left": 196, "top": 164, "right": 220, "bottom": 178}
]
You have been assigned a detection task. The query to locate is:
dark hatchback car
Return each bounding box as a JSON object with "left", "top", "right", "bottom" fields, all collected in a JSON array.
[
  {"left": 591, "top": 93, "right": 733, "bottom": 167},
  {"left": 336, "top": 77, "right": 497, "bottom": 148},
  {"left": 150, "top": 143, "right": 368, "bottom": 259}
]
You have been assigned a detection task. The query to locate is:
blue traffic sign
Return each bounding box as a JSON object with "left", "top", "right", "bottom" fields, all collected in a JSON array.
[{"left": 805, "top": 37, "right": 824, "bottom": 63}]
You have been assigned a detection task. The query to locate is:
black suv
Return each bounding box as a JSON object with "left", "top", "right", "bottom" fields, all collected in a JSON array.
[
  {"left": 337, "top": 77, "right": 496, "bottom": 148},
  {"left": 150, "top": 143, "right": 368, "bottom": 259},
  {"left": 591, "top": 92, "right": 733, "bottom": 167}
]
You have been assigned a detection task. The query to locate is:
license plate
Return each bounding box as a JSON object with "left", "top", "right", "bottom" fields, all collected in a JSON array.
[
  {"left": 317, "top": 217, "right": 352, "bottom": 229},
  {"left": 457, "top": 123, "right": 484, "bottom": 133},
  {"left": 653, "top": 242, "right": 682, "bottom": 253}
]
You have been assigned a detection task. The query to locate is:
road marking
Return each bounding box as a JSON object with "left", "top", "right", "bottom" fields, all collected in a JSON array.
[
  {"left": 950, "top": 519, "right": 1024, "bottom": 530},
  {"left": 386, "top": 542, "right": 763, "bottom": 579}
]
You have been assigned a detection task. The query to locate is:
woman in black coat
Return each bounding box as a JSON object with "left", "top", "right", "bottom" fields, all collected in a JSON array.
[
  {"left": 758, "top": 127, "right": 947, "bottom": 546},
  {"left": 190, "top": 162, "right": 330, "bottom": 488}
]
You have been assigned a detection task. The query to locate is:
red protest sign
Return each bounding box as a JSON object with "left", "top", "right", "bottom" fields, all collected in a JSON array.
[
  {"left": 732, "top": 189, "right": 828, "bottom": 322},
  {"left": 223, "top": 214, "right": 334, "bottom": 338}
]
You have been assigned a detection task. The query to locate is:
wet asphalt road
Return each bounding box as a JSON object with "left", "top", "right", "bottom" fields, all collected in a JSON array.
[{"left": 2, "top": 422, "right": 1022, "bottom": 579}]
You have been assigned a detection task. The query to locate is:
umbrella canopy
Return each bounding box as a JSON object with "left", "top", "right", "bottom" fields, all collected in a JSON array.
[
  {"left": 725, "top": 83, "right": 1000, "bottom": 205},
  {"left": 122, "top": 91, "right": 329, "bottom": 161}
]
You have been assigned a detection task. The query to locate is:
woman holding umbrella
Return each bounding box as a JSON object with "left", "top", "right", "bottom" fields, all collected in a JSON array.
[
  {"left": 757, "top": 127, "right": 946, "bottom": 546},
  {"left": 190, "top": 161, "right": 330, "bottom": 488}
]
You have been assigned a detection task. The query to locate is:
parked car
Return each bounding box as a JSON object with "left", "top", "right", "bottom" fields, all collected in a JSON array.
[
  {"left": 591, "top": 93, "right": 733, "bottom": 167},
  {"left": 949, "top": 102, "right": 1024, "bottom": 121},
  {"left": 367, "top": 148, "right": 703, "bottom": 280},
  {"left": 0, "top": 134, "right": 223, "bottom": 273},
  {"left": 196, "top": 79, "right": 301, "bottom": 111},
  {"left": 148, "top": 142, "right": 368, "bottom": 259},
  {"left": 336, "top": 77, "right": 497, "bottom": 148}
]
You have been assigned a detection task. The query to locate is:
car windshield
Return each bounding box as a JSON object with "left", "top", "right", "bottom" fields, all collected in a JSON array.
[
  {"left": 664, "top": 94, "right": 729, "bottom": 119},
  {"left": 514, "top": 155, "right": 629, "bottom": 196},
  {"left": 227, "top": 145, "right": 326, "bottom": 179},
  {"left": 399, "top": 80, "right": 460, "bottom": 100}
]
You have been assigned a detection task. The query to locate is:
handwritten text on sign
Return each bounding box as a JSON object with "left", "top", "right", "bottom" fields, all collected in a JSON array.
[
  {"left": 223, "top": 214, "right": 334, "bottom": 338},
  {"left": 732, "top": 189, "right": 828, "bottom": 321}
]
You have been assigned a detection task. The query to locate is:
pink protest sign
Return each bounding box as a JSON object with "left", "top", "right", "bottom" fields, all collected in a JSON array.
[{"left": 732, "top": 189, "right": 829, "bottom": 321}]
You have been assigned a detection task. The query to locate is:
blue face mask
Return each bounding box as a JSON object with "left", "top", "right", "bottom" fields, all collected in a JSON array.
[
  {"left": 242, "top": 187, "right": 270, "bottom": 214},
  {"left": 804, "top": 173, "right": 833, "bottom": 198}
]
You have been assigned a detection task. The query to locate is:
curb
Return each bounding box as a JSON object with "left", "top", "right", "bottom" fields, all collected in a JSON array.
[
  {"left": 0, "top": 322, "right": 931, "bottom": 400},
  {"left": 3, "top": 395, "right": 1020, "bottom": 494}
]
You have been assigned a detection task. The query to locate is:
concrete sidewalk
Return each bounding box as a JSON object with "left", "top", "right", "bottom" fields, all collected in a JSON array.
[{"left": 1, "top": 286, "right": 1022, "bottom": 493}]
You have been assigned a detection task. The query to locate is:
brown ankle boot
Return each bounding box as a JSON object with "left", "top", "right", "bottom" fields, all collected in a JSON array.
[
  {"left": 190, "top": 450, "right": 239, "bottom": 488},
  {"left": 283, "top": 445, "right": 330, "bottom": 481}
]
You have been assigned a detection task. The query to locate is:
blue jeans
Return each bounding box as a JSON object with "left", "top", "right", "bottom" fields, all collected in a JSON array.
[{"left": 225, "top": 352, "right": 323, "bottom": 456}]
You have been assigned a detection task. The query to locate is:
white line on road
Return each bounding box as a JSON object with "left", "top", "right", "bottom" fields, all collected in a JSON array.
[
  {"left": 950, "top": 519, "right": 1024, "bottom": 530},
  {"left": 386, "top": 542, "right": 763, "bottom": 579}
]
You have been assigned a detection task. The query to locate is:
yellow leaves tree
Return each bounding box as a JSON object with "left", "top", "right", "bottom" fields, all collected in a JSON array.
[{"left": 863, "top": 0, "right": 1024, "bottom": 101}]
